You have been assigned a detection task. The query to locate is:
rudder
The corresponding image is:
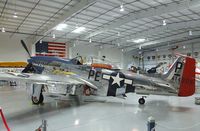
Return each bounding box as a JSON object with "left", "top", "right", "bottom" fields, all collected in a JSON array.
[{"left": 178, "top": 57, "right": 195, "bottom": 96}]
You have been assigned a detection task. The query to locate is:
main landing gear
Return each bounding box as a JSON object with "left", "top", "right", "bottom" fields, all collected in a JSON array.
[
  {"left": 32, "top": 92, "right": 44, "bottom": 105},
  {"left": 138, "top": 96, "right": 146, "bottom": 105},
  {"left": 31, "top": 84, "right": 44, "bottom": 105}
]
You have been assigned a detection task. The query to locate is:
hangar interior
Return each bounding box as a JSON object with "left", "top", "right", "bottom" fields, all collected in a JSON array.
[{"left": 0, "top": 0, "right": 200, "bottom": 131}]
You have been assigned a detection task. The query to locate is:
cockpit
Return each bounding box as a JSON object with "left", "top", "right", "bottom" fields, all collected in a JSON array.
[{"left": 70, "top": 56, "right": 83, "bottom": 65}]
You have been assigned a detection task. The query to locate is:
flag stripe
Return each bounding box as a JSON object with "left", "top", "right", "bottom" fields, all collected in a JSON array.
[
  {"left": 48, "top": 45, "right": 66, "bottom": 48},
  {"left": 36, "top": 53, "right": 65, "bottom": 57},
  {"left": 48, "top": 42, "right": 66, "bottom": 45},
  {"left": 48, "top": 47, "right": 65, "bottom": 51},
  {"left": 48, "top": 51, "right": 65, "bottom": 53}
]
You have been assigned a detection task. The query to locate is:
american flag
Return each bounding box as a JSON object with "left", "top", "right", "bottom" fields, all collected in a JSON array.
[{"left": 35, "top": 41, "right": 68, "bottom": 58}]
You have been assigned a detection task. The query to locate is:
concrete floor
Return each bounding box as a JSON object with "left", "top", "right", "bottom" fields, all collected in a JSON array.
[{"left": 0, "top": 86, "right": 200, "bottom": 131}]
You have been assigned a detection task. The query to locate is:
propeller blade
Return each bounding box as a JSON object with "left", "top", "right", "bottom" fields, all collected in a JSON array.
[{"left": 20, "top": 40, "right": 31, "bottom": 58}]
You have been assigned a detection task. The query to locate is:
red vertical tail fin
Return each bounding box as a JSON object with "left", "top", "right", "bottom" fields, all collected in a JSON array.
[{"left": 178, "top": 57, "right": 195, "bottom": 96}]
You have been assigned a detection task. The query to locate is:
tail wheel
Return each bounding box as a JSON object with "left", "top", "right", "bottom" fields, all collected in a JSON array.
[
  {"left": 32, "top": 93, "right": 44, "bottom": 105},
  {"left": 84, "top": 85, "right": 91, "bottom": 96},
  {"left": 138, "top": 98, "right": 145, "bottom": 105}
]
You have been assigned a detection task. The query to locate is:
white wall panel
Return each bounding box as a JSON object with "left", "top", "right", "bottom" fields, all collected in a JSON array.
[
  {"left": 69, "top": 44, "right": 99, "bottom": 59},
  {"left": 0, "top": 33, "right": 29, "bottom": 62},
  {"left": 69, "top": 44, "right": 123, "bottom": 68}
]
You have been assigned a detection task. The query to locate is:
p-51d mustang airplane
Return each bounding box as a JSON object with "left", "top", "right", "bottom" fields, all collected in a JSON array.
[{"left": 0, "top": 55, "right": 195, "bottom": 105}]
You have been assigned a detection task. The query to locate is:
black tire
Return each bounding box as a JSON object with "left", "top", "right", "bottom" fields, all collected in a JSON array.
[
  {"left": 138, "top": 98, "right": 145, "bottom": 105},
  {"left": 32, "top": 93, "right": 44, "bottom": 105}
]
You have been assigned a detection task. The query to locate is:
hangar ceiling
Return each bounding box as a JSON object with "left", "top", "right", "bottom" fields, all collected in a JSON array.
[{"left": 0, "top": 0, "right": 200, "bottom": 52}]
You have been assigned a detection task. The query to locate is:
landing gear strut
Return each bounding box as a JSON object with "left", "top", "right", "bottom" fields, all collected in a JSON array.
[{"left": 138, "top": 96, "right": 146, "bottom": 105}]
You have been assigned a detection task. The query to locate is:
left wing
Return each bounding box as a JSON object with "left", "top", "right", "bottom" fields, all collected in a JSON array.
[{"left": 0, "top": 72, "right": 98, "bottom": 89}]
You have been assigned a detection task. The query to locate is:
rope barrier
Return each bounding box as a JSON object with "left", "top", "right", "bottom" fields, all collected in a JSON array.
[{"left": 0, "top": 107, "right": 10, "bottom": 131}]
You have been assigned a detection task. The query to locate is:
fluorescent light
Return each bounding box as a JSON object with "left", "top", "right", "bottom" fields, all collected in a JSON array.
[
  {"left": 163, "top": 20, "right": 166, "bottom": 26},
  {"left": 189, "top": 30, "right": 192, "bottom": 36},
  {"left": 72, "top": 27, "right": 85, "bottom": 33},
  {"left": 74, "top": 119, "right": 79, "bottom": 126},
  {"left": 120, "top": 4, "right": 124, "bottom": 12},
  {"left": 183, "top": 45, "right": 186, "bottom": 49},
  {"left": 121, "top": 49, "right": 124, "bottom": 52},
  {"left": 13, "top": 12, "right": 18, "bottom": 18},
  {"left": 127, "top": 38, "right": 146, "bottom": 43},
  {"left": 13, "top": 15, "right": 18, "bottom": 18},
  {"left": 89, "top": 38, "right": 92, "bottom": 43},
  {"left": 52, "top": 34, "right": 55, "bottom": 39},
  {"left": 55, "top": 23, "right": 67, "bottom": 31},
  {"left": 2, "top": 27, "right": 5, "bottom": 32},
  {"left": 132, "top": 38, "right": 146, "bottom": 43}
]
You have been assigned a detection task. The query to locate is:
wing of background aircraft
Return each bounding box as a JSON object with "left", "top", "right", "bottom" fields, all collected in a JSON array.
[{"left": 0, "top": 62, "right": 27, "bottom": 68}]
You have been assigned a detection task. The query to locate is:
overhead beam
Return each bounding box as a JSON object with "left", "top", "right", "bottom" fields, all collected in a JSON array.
[
  {"left": 144, "top": 37, "right": 200, "bottom": 52},
  {"left": 31, "top": 0, "right": 97, "bottom": 45},
  {"left": 141, "top": 31, "right": 200, "bottom": 47},
  {"left": 116, "top": 19, "right": 200, "bottom": 44},
  {"left": 125, "top": 30, "right": 200, "bottom": 52},
  {"left": 125, "top": 37, "right": 200, "bottom": 54},
  {"left": 84, "top": 0, "right": 200, "bottom": 39},
  {"left": 0, "top": 0, "right": 8, "bottom": 18}
]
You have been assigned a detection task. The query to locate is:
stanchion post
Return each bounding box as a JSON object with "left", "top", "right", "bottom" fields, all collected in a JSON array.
[
  {"left": 42, "top": 119, "right": 47, "bottom": 131},
  {"left": 147, "top": 116, "right": 155, "bottom": 131}
]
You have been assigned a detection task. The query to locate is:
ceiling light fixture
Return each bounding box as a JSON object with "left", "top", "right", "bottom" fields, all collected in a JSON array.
[
  {"left": 13, "top": 0, "right": 18, "bottom": 18},
  {"left": 2, "top": 27, "right": 5, "bottom": 32},
  {"left": 72, "top": 27, "right": 86, "bottom": 33},
  {"left": 89, "top": 38, "right": 92, "bottom": 43},
  {"left": 189, "top": 30, "right": 192, "bottom": 36},
  {"left": 13, "top": 12, "right": 18, "bottom": 18},
  {"left": 120, "top": 4, "right": 124, "bottom": 12},
  {"left": 52, "top": 34, "right": 55, "bottom": 39},
  {"left": 55, "top": 23, "right": 67, "bottom": 31},
  {"left": 132, "top": 38, "right": 146, "bottom": 43},
  {"left": 183, "top": 45, "right": 186, "bottom": 49},
  {"left": 121, "top": 49, "right": 124, "bottom": 52},
  {"left": 163, "top": 20, "right": 166, "bottom": 26},
  {"left": 74, "top": 119, "right": 80, "bottom": 126}
]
